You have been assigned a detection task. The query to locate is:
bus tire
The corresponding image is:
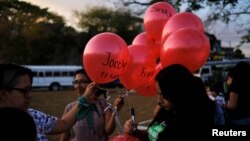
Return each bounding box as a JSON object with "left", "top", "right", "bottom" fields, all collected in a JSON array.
[{"left": 49, "top": 83, "right": 60, "bottom": 91}]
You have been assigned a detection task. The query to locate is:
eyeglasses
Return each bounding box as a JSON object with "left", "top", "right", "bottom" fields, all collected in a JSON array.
[
  {"left": 72, "top": 79, "right": 89, "bottom": 85},
  {"left": 7, "top": 87, "right": 32, "bottom": 96}
]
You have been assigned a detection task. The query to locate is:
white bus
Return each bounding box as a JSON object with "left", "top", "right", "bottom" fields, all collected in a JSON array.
[
  {"left": 194, "top": 58, "right": 250, "bottom": 82},
  {"left": 23, "top": 65, "right": 82, "bottom": 91}
]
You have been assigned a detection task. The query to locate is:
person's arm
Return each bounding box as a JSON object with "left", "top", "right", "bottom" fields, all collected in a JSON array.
[
  {"left": 60, "top": 129, "right": 71, "bottom": 141},
  {"left": 104, "top": 96, "right": 124, "bottom": 135},
  {"left": 50, "top": 82, "right": 97, "bottom": 134},
  {"left": 225, "top": 91, "right": 238, "bottom": 110},
  {"left": 60, "top": 105, "right": 72, "bottom": 141},
  {"left": 104, "top": 110, "right": 116, "bottom": 135},
  {"left": 50, "top": 103, "right": 79, "bottom": 134}
]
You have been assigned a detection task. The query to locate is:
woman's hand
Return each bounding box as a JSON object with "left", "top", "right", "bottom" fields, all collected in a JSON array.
[
  {"left": 113, "top": 95, "right": 124, "bottom": 111},
  {"left": 124, "top": 119, "right": 136, "bottom": 135},
  {"left": 83, "top": 82, "right": 97, "bottom": 100}
]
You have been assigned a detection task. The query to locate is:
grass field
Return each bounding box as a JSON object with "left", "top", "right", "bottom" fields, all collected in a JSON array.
[{"left": 30, "top": 88, "right": 157, "bottom": 141}]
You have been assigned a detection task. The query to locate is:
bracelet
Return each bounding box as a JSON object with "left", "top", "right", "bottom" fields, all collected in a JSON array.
[{"left": 78, "top": 96, "right": 89, "bottom": 108}]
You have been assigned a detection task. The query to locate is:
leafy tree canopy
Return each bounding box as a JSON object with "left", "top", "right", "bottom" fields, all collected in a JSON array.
[
  {"left": 115, "top": 0, "right": 249, "bottom": 48},
  {"left": 75, "top": 6, "right": 143, "bottom": 44},
  {"left": 0, "top": 0, "right": 83, "bottom": 65}
]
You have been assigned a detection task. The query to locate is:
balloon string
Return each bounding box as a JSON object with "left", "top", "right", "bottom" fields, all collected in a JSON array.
[
  {"left": 125, "top": 89, "right": 131, "bottom": 110},
  {"left": 113, "top": 107, "right": 124, "bottom": 134},
  {"left": 114, "top": 89, "right": 134, "bottom": 134}
]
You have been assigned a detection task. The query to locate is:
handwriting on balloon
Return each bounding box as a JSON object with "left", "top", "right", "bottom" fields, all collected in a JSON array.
[
  {"left": 141, "top": 67, "right": 154, "bottom": 78},
  {"left": 100, "top": 71, "right": 119, "bottom": 79},
  {"left": 102, "top": 52, "right": 127, "bottom": 71},
  {"left": 150, "top": 6, "right": 172, "bottom": 17}
]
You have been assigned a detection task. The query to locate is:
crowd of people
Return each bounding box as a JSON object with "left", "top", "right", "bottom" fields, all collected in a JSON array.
[
  {"left": 204, "top": 61, "right": 250, "bottom": 126},
  {"left": 0, "top": 64, "right": 124, "bottom": 141},
  {"left": 1, "top": 61, "right": 250, "bottom": 141}
]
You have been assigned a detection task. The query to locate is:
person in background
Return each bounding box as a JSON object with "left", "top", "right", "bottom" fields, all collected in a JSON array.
[
  {"left": 205, "top": 81, "right": 226, "bottom": 125},
  {"left": 0, "top": 107, "right": 37, "bottom": 141},
  {"left": 60, "top": 69, "right": 124, "bottom": 141},
  {"left": 0, "top": 63, "right": 98, "bottom": 141},
  {"left": 124, "top": 64, "right": 214, "bottom": 140},
  {"left": 225, "top": 61, "right": 250, "bottom": 125}
]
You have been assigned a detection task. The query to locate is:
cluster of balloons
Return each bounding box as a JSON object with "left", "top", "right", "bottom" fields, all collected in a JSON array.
[{"left": 83, "top": 2, "right": 210, "bottom": 97}]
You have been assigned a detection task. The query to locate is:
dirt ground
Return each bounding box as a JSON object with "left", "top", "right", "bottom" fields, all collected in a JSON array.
[{"left": 30, "top": 88, "right": 157, "bottom": 141}]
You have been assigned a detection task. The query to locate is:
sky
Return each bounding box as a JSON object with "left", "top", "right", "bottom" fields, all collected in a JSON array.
[{"left": 20, "top": 0, "right": 250, "bottom": 57}]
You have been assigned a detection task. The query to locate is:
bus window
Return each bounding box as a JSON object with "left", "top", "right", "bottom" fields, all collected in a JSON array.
[
  {"left": 45, "top": 71, "right": 52, "bottom": 77},
  {"left": 32, "top": 71, "right": 38, "bottom": 77},
  {"left": 54, "top": 71, "right": 60, "bottom": 76},
  {"left": 69, "top": 71, "right": 75, "bottom": 76},
  {"left": 61, "top": 71, "right": 68, "bottom": 76},
  {"left": 201, "top": 68, "right": 210, "bottom": 75},
  {"left": 39, "top": 72, "right": 44, "bottom": 77}
]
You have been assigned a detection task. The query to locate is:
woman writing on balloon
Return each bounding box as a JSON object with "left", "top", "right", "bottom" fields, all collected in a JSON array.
[{"left": 123, "top": 64, "right": 214, "bottom": 140}]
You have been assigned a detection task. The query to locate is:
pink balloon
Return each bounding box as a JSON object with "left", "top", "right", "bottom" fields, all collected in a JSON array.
[
  {"left": 135, "top": 63, "right": 162, "bottom": 97},
  {"left": 162, "top": 12, "right": 204, "bottom": 43},
  {"left": 160, "top": 28, "right": 210, "bottom": 72},
  {"left": 132, "top": 32, "right": 148, "bottom": 45},
  {"left": 119, "top": 45, "right": 156, "bottom": 90},
  {"left": 83, "top": 32, "right": 129, "bottom": 84},
  {"left": 135, "top": 77, "right": 157, "bottom": 97},
  {"left": 132, "top": 32, "right": 161, "bottom": 60},
  {"left": 109, "top": 135, "right": 140, "bottom": 141},
  {"left": 154, "top": 63, "right": 163, "bottom": 78},
  {"left": 144, "top": 2, "right": 177, "bottom": 40}
]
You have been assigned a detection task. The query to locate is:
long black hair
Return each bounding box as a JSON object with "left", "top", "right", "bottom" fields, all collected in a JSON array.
[{"left": 155, "top": 64, "right": 214, "bottom": 137}]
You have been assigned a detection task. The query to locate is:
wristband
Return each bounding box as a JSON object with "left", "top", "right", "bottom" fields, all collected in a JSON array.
[{"left": 78, "top": 96, "right": 89, "bottom": 108}]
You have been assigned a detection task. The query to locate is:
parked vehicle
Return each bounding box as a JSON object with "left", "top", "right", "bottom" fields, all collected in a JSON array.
[
  {"left": 194, "top": 58, "right": 250, "bottom": 82},
  {"left": 23, "top": 65, "right": 82, "bottom": 91}
]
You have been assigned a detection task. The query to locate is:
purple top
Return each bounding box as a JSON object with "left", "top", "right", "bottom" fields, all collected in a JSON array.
[{"left": 64, "top": 98, "right": 111, "bottom": 141}]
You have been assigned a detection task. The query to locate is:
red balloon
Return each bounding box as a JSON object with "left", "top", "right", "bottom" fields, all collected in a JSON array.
[
  {"left": 119, "top": 45, "right": 156, "bottom": 90},
  {"left": 154, "top": 63, "right": 163, "bottom": 78},
  {"left": 135, "top": 62, "right": 163, "bottom": 96},
  {"left": 144, "top": 2, "right": 177, "bottom": 40},
  {"left": 162, "top": 12, "right": 204, "bottom": 43},
  {"left": 132, "top": 32, "right": 148, "bottom": 46},
  {"left": 160, "top": 28, "right": 210, "bottom": 72},
  {"left": 135, "top": 77, "right": 157, "bottom": 97},
  {"left": 132, "top": 32, "right": 161, "bottom": 60},
  {"left": 83, "top": 32, "right": 129, "bottom": 84},
  {"left": 109, "top": 135, "right": 140, "bottom": 141}
]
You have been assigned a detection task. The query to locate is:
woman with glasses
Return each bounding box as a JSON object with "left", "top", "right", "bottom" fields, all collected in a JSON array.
[
  {"left": 60, "top": 69, "right": 124, "bottom": 141},
  {"left": 0, "top": 63, "right": 107, "bottom": 141}
]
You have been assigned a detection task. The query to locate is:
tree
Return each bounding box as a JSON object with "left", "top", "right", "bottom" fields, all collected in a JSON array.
[
  {"left": 233, "top": 49, "right": 245, "bottom": 59},
  {"left": 0, "top": 0, "right": 83, "bottom": 64},
  {"left": 75, "top": 6, "right": 142, "bottom": 44},
  {"left": 114, "top": 0, "right": 249, "bottom": 50}
]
